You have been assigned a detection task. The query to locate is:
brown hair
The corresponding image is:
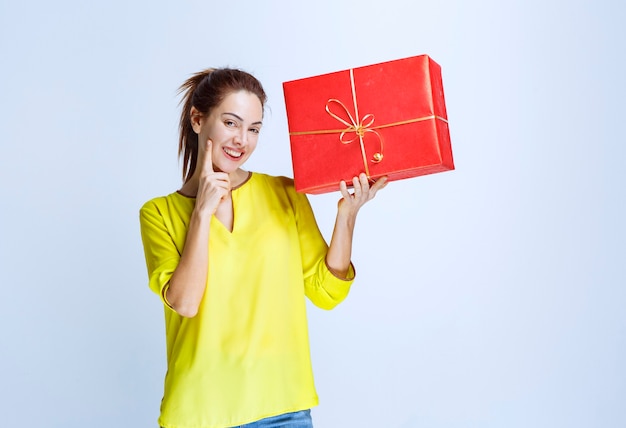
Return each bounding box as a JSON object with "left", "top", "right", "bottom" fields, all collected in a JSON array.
[{"left": 177, "top": 68, "right": 267, "bottom": 182}]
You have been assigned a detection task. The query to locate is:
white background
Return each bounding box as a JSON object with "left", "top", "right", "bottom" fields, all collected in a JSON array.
[{"left": 1, "top": 1, "right": 624, "bottom": 427}]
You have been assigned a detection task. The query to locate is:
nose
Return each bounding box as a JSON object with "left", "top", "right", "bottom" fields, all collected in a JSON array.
[{"left": 233, "top": 128, "right": 247, "bottom": 146}]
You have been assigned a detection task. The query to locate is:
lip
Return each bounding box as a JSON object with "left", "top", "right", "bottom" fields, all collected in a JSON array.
[{"left": 222, "top": 146, "right": 244, "bottom": 160}]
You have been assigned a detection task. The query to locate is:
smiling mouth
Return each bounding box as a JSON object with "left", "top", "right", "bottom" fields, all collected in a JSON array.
[{"left": 223, "top": 147, "right": 243, "bottom": 159}]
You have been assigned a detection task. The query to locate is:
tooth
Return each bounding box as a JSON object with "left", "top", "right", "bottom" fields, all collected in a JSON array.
[{"left": 225, "top": 148, "right": 242, "bottom": 158}]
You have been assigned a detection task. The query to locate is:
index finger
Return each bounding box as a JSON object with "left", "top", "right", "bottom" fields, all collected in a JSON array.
[{"left": 201, "top": 138, "right": 214, "bottom": 173}]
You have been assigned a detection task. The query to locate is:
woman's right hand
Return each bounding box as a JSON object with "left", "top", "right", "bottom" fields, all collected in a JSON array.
[
  {"left": 195, "top": 139, "right": 230, "bottom": 216},
  {"left": 166, "top": 139, "right": 227, "bottom": 318}
]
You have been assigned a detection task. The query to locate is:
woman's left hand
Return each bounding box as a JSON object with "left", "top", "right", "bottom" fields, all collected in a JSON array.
[
  {"left": 326, "top": 173, "right": 388, "bottom": 278},
  {"left": 337, "top": 173, "right": 388, "bottom": 218}
]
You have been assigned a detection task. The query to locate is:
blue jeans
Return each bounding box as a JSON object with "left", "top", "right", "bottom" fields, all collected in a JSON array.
[{"left": 234, "top": 409, "right": 313, "bottom": 428}]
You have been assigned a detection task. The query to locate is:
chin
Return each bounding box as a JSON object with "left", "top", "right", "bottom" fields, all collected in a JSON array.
[{"left": 214, "top": 161, "right": 243, "bottom": 174}]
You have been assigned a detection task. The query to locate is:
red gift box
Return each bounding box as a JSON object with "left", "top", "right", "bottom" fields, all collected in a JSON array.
[{"left": 282, "top": 54, "right": 454, "bottom": 194}]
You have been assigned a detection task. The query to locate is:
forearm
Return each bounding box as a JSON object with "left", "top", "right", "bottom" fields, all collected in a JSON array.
[
  {"left": 326, "top": 173, "right": 387, "bottom": 278},
  {"left": 166, "top": 211, "right": 211, "bottom": 317},
  {"left": 326, "top": 212, "right": 357, "bottom": 279}
]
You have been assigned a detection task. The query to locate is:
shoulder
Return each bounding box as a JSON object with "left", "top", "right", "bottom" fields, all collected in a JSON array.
[
  {"left": 140, "top": 192, "right": 173, "bottom": 211},
  {"left": 250, "top": 173, "right": 306, "bottom": 202},
  {"left": 140, "top": 195, "right": 166, "bottom": 212},
  {"left": 250, "top": 173, "right": 316, "bottom": 218},
  {"left": 251, "top": 172, "right": 295, "bottom": 190},
  {"left": 246, "top": 173, "right": 314, "bottom": 215},
  {"left": 139, "top": 192, "right": 193, "bottom": 217}
]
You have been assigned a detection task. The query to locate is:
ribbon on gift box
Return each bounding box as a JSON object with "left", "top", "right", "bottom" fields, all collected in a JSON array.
[{"left": 289, "top": 68, "right": 448, "bottom": 178}]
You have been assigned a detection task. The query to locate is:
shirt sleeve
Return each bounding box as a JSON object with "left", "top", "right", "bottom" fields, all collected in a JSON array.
[
  {"left": 139, "top": 199, "right": 179, "bottom": 310},
  {"left": 287, "top": 182, "right": 356, "bottom": 310}
]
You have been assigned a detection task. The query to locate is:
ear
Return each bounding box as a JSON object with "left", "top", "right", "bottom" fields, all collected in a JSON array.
[{"left": 190, "top": 106, "right": 204, "bottom": 134}]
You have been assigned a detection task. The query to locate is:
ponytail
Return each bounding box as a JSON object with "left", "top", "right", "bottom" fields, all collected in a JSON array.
[{"left": 177, "top": 69, "right": 214, "bottom": 183}]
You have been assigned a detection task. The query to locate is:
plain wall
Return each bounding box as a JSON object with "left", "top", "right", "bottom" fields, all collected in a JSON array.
[{"left": 1, "top": 1, "right": 624, "bottom": 427}]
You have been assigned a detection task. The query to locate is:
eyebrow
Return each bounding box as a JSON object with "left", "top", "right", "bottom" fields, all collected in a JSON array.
[{"left": 223, "top": 112, "right": 263, "bottom": 126}]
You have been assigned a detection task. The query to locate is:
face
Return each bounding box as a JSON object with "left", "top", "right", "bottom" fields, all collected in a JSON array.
[{"left": 192, "top": 90, "right": 263, "bottom": 174}]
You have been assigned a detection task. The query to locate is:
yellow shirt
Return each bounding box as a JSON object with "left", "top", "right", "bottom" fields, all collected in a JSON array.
[{"left": 139, "top": 173, "right": 354, "bottom": 428}]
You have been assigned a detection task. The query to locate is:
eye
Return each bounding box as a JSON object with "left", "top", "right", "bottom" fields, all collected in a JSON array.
[
  {"left": 249, "top": 127, "right": 261, "bottom": 135},
  {"left": 224, "top": 120, "right": 237, "bottom": 127}
]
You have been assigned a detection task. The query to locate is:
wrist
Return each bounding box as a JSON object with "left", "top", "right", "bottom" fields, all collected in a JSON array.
[
  {"left": 189, "top": 208, "right": 213, "bottom": 229},
  {"left": 336, "top": 207, "right": 357, "bottom": 227}
]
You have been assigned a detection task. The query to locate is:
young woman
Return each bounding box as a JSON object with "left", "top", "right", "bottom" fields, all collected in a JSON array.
[{"left": 139, "top": 68, "right": 387, "bottom": 428}]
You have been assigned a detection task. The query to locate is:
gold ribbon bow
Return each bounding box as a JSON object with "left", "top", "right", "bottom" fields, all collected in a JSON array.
[{"left": 325, "top": 95, "right": 384, "bottom": 178}]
